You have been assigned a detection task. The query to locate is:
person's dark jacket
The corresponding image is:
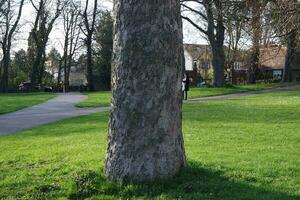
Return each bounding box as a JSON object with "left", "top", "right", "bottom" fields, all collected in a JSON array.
[{"left": 183, "top": 77, "right": 190, "bottom": 91}]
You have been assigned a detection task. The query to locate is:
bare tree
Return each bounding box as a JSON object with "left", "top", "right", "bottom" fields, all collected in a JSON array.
[
  {"left": 80, "top": 0, "right": 97, "bottom": 91},
  {"left": 61, "top": 0, "right": 81, "bottom": 92},
  {"left": 105, "top": 0, "right": 186, "bottom": 181},
  {"left": 224, "top": 1, "right": 248, "bottom": 83},
  {"left": 272, "top": 0, "right": 300, "bottom": 82},
  {"left": 246, "top": 0, "right": 265, "bottom": 84},
  {"left": 0, "top": 0, "right": 6, "bottom": 16},
  {"left": 0, "top": 0, "right": 25, "bottom": 92},
  {"left": 181, "top": 0, "right": 228, "bottom": 87},
  {"left": 29, "top": 0, "right": 64, "bottom": 85}
]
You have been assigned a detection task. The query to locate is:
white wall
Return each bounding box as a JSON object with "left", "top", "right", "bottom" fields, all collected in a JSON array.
[{"left": 184, "top": 49, "right": 193, "bottom": 71}]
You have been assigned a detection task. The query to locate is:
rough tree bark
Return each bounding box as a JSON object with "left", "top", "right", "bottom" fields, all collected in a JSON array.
[{"left": 105, "top": 0, "right": 186, "bottom": 181}]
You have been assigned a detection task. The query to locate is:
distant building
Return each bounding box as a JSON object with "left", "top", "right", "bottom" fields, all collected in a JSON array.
[
  {"left": 184, "top": 44, "right": 212, "bottom": 84},
  {"left": 69, "top": 66, "right": 87, "bottom": 87},
  {"left": 184, "top": 43, "right": 300, "bottom": 85},
  {"left": 259, "top": 45, "right": 300, "bottom": 81},
  {"left": 45, "top": 60, "right": 87, "bottom": 87}
]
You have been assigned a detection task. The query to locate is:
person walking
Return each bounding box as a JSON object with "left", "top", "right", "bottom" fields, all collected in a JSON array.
[{"left": 182, "top": 73, "right": 190, "bottom": 100}]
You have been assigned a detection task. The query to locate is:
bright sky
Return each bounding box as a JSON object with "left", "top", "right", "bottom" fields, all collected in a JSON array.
[{"left": 12, "top": 1, "right": 207, "bottom": 55}]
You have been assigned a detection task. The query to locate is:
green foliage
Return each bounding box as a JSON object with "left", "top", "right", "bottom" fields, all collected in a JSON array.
[
  {"left": 0, "top": 93, "right": 56, "bottom": 114},
  {"left": 1, "top": 91, "right": 300, "bottom": 199},
  {"left": 94, "top": 11, "right": 113, "bottom": 91},
  {"left": 8, "top": 49, "right": 30, "bottom": 87}
]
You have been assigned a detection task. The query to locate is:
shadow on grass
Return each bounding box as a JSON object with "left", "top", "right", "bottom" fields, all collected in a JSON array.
[{"left": 68, "top": 161, "right": 298, "bottom": 200}]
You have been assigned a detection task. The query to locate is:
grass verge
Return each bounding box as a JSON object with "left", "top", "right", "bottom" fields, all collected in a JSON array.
[{"left": 0, "top": 92, "right": 56, "bottom": 114}]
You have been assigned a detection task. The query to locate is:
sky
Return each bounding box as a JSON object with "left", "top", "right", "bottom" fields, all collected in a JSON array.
[{"left": 12, "top": 1, "right": 207, "bottom": 55}]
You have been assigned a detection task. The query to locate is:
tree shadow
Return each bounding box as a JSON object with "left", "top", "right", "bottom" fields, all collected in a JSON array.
[{"left": 68, "top": 161, "right": 299, "bottom": 200}]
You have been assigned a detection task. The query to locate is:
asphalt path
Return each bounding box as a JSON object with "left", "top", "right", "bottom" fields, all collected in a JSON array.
[{"left": 0, "top": 93, "right": 110, "bottom": 135}]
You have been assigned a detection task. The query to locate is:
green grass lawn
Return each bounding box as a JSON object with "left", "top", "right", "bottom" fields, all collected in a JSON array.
[
  {"left": 0, "top": 93, "right": 56, "bottom": 114},
  {"left": 76, "top": 82, "right": 298, "bottom": 108},
  {"left": 188, "top": 82, "right": 297, "bottom": 99},
  {"left": 1, "top": 91, "right": 300, "bottom": 199},
  {"left": 75, "top": 91, "right": 111, "bottom": 108}
]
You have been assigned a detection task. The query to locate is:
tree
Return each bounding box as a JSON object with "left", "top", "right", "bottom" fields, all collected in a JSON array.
[
  {"left": 105, "top": 1, "right": 186, "bottom": 181},
  {"left": 9, "top": 49, "right": 29, "bottom": 87},
  {"left": 223, "top": 1, "right": 248, "bottom": 83},
  {"left": 0, "top": 0, "right": 5, "bottom": 16},
  {"left": 29, "top": 0, "right": 64, "bottom": 85},
  {"left": 47, "top": 48, "right": 62, "bottom": 82},
  {"left": 94, "top": 11, "right": 113, "bottom": 90},
  {"left": 61, "top": 0, "right": 80, "bottom": 92},
  {"left": 80, "top": 0, "right": 98, "bottom": 91},
  {"left": 181, "top": 0, "right": 228, "bottom": 87},
  {"left": 272, "top": 0, "right": 300, "bottom": 82},
  {"left": 0, "top": 0, "right": 25, "bottom": 92},
  {"left": 246, "top": 0, "right": 264, "bottom": 84}
]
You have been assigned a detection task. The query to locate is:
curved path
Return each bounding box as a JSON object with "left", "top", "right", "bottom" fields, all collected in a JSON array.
[{"left": 0, "top": 93, "right": 110, "bottom": 136}]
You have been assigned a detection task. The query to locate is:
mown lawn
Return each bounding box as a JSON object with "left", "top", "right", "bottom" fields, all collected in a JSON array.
[
  {"left": 76, "top": 82, "right": 298, "bottom": 108},
  {"left": 1, "top": 91, "right": 300, "bottom": 199},
  {"left": 0, "top": 93, "right": 56, "bottom": 114},
  {"left": 75, "top": 91, "right": 111, "bottom": 108}
]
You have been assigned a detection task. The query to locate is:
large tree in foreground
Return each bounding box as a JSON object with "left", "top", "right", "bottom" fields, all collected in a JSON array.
[{"left": 105, "top": 0, "right": 186, "bottom": 181}]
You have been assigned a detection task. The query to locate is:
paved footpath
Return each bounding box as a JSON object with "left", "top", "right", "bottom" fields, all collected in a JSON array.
[
  {"left": 1, "top": 85, "right": 299, "bottom": 136},
  {"left": 0, "top": 93, "right": 110, "bottom": 136}
]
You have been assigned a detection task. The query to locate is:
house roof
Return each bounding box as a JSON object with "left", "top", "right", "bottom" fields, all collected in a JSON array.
[
  {"left": 260, "top": 46, "right": 287, "bottom": 70},
  {"left": 183, "top": 44, "right": 211, "bottom": 60}
]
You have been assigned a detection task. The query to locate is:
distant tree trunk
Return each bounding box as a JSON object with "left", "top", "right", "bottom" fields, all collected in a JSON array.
[
  {"left": 31, "top": 50, "right": 43, "bottom": 84},
  {"left": 57, "top": 58, "right": 63, "bottom": 88},
  {"left": 105, "top": 0, "right": 186, "bottom": 181},
  {"left": 0, "top": 46, "right": 10, "bottom": 92},
  {"left": 248, "top": 1, "right": 262, "bottom": 84},
  {"left": 81, "top": 0, "right": 97, "bottom": 91},
  {"left": 211, "top": 45, "right": 225, "bottom": 87},
  {"left": 38, "top": 52, "right": 46, "bottom": 84},
  {"left": 283, "top": 30, "right": 297, "bottom": 82},
  {"left": 208, "top": 0, "right": 225, "bottom": 87},
  {"left": 63, "top": 33, "right": 69, "bottom": 92},
  {"left": 86, "top": 37, "right": 94, "bottom": 91}
]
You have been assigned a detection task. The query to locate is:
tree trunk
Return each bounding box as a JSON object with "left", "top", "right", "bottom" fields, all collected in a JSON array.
[
  {"left": 0, "top": 48, "right": 10, "bottom": 93},
  {"left": 212, "top": 46, "right": 225, "bottom": 87},
  {"left": 86, "top": 38, "right": 94, "bottom": 91},
  {"left": 206, "top": 1, "right": 225, "bottom": 87},
  {"left": 31, "top": 50, "right": 43, "bottom": 84},
  {"left": 248, "top": 1, "right": 261, "bottom": 84},
  {"left": 283, "top": 30, "right": 296, "bottom": 82},
  {"left": 105, "top": 0, "right": 186, "bottom": 182},
  {"left": 38, "top": 52, "right": 46, "bottom": 84},
  {"left": 57, "top": 59, "right": 62, "bottom": 89}
]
